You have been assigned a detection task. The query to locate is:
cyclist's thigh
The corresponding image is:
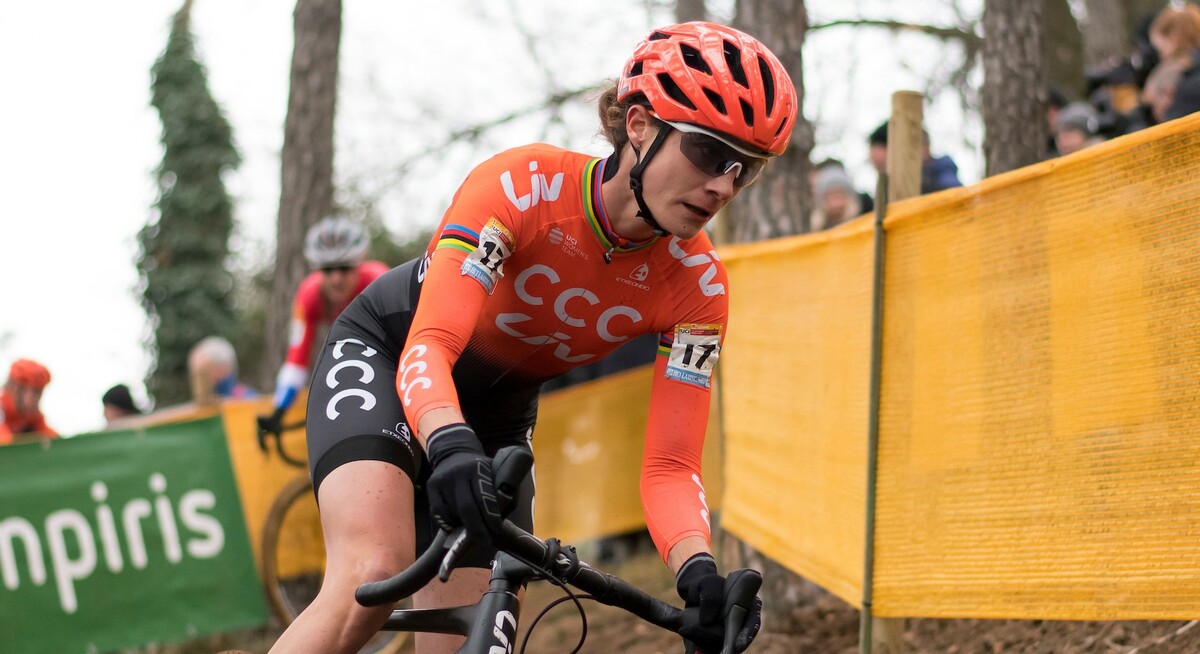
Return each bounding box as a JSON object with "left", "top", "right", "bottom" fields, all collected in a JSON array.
[
  {"left": 306, "top": 325, "right": 420, "bottom": 497},
  {"left": 316, "top": 460, "right": 417, "bottom": 574}
]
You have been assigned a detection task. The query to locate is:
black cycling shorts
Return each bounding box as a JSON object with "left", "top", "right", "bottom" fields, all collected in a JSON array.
[{"left": 305, "top": 259, "right": 538, "bottom": 568}]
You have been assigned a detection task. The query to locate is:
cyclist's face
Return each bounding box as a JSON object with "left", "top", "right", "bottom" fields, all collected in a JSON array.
[
  {"left": 641, "top": 125, "right": 744, "bottom": 241},
  {"left": 320, "top": 265, "right": 360, "bottom": 303},
  {"left": 8, "top": 383, "right": 43, "bottom": 415}
]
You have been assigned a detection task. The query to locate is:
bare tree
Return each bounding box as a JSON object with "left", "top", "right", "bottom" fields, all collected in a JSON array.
[
  {"left": 261, "top": 0, "right": 342, "bottom": 389},
  {"left": 1043, "top": 0, "right": 1085, "bottom": 98},
  {"left": 1081, "top": 0, "right": 1130, "bottom": 71},
  {"left": 982, "top": 0, "right": 1046, "bottom": 175},
  {"left": 676, "top": 0, "right": 706, "bottom": 22},
  {"left": 729, "top": 0, "right": 814, "bottom": 242}
]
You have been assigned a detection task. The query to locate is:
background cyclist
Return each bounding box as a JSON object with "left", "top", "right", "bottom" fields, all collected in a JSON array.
[
  {"left": 258, "top": 217, "right": 389, "bottom": 435},
  {"left": 269, "top": 22, "right": 796, "bottom": 654}
]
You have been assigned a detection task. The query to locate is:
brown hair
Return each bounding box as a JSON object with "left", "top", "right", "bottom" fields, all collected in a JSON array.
[
  {"left": 596, "top": 81, "right": 647, "bottom": 151},
  {"left": 1151, "top": 4, "right": 1200, "bottom": 57}
]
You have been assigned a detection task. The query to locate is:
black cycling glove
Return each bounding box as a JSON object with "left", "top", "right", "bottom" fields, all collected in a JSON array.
[
  {"left": 676, "top": 553, "right": 762, "bottom": 654},
  {"left": 425, "top": 423, "right": 503, "bottom": 545},
  {"left": 256, "top": 407, "right": 286, "bottom": 437}
]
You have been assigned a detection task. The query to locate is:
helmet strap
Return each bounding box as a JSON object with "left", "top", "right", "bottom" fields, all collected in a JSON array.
[{"left": 628, "top": 125, "right": 672, "bottom": 237}]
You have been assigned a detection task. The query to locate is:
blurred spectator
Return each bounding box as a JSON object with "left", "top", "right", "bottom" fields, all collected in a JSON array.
[
  {"left": 1052, "top": 102, "right": 1104, "bottom": 156},
  {"left": 1140, "top": 57, "right": 1188, "bottom": 124},
  {"left": 1, "top": 359, "right": 57, "bottom": 445},
  {"left": 102, "top": 383, "right": 143, "bottom": 428},
  {"left": 1044, "top": 87, "right": 1069, "bottom": 151},
  {"left": 1165, "top": 54, "right": 1200, "bottom": 120},
  {"left": 188, "top": 336, "right": 258, "bottom": 406},
  {"left": 812, "top": 158, "right": 873, "bottom": 215},
  {"left": 868, "top": 121, "right": 962, "bottom": 194},
  {"left": 810, "top": 165, "right": 863, "bottom": 231},
  {"left": 1149, "top": 4, "right": 1200, "bottom": 63},
  {"left": 1149, "top": 3, "right": 1200, "bottom": 122}
]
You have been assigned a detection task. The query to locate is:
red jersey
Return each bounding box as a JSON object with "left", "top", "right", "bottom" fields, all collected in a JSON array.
[
  {"left": 399, "top": 144, "right": 729, "bottom": 560},
  {"left": 0, "top": 389, "right": 57, "bottom": 444},
  {"left": 285, "top": 261, "right": 390, "bottom": 369}
]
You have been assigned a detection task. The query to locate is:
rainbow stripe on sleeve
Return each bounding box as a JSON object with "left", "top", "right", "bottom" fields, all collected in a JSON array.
[
  {"left": 436, "top": 224, "right": 480, "bottom": 254},
  {"left": 657, "top": 333, "right": 673, "bottom": 357}
]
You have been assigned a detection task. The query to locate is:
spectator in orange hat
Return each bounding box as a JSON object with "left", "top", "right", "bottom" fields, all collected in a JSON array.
[{"left": 1, "top": 358, "right": 57, "bottom": 445}]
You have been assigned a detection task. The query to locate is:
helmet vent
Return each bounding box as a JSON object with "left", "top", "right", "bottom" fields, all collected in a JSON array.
[
  {"left": 704, "top": 88, "right": 728, "bottom": 115},
  {"left": 679, "top": 43, "right": 712, "bottom": 75},
  {"left": 629, "top": 61, "right": 644, "bottom": 77},
  {"left": 740, "top": 99, "right": 754, "bottom": 126},
  {"left": 757, "top": 56, "right": 776, "bottom": 116},
  {"left": 774, "top": 115, "right": 790, "bottom": 140},
  {"left": 649, "top": 31, "right": 671, "bottom": 41},
  {"left": 656, "top": 73, "right": 697, "bottom": 110},
  {"left": 723, "top": 41, "right": 749, "bottom": 88}
]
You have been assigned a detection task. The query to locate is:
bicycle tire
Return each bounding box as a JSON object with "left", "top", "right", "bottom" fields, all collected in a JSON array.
[{"left": 260, "top": 474, "right": 411, "bottom": 654}]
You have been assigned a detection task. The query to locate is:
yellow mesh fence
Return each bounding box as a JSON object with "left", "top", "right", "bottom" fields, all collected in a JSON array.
[
  {"left": 719, "top": 114, "right": 1200, "bottom": 620},
  {"left": 718, "top": 221, "right": 877, "bottom": 605}
]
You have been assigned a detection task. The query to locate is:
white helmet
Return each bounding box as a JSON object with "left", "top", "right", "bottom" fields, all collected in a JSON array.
[{"left": 304, "top": 218, "right": 369, "bottom": 269}]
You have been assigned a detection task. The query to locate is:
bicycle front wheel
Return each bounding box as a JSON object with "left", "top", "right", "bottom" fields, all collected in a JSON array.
[{"left": 260, "top": 474, "right": 411, "bottom": 654}]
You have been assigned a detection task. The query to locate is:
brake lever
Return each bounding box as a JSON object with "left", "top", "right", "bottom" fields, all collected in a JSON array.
[
  {"left": 439, "top": 527, "right": 471, "bottom": 582},
  {"left": 720, "top": 569, "right": 762, "bottom": 654}
]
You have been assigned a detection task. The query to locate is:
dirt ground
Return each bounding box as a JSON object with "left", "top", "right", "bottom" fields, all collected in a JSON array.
[{"left": 163, "top": 539, "right": 1199, "bottom": 654}]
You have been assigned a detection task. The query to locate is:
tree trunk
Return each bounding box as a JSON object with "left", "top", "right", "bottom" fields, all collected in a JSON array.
[
  {"left": 1043, "top": 0, "right": 1085, "bottom": 99},
  {"left": 983, "top": 0, "right": 1046, "bottom": 176},
  {"left": 729, "top": 0, "right": 814, "bottom": 243},
  {"left": 675, "top": 0, "right": 706, "bottom": 23},
  {"left": 262, "top": 0, "right": 342, "bottom": 390},
  {"left": 1081, "top": 0, "right": 1129, "bottom": 71}
]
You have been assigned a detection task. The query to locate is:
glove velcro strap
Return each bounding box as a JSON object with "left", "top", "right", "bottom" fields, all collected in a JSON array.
[{"left": 426, "top": 423, "right": 484, "bottom": 468}]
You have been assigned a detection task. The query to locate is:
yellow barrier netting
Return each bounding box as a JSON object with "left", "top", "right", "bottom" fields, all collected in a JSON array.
[
  {"left": 718, "top": 220, "right": 877, "bottom": 605},
  {"left": 720, "top": 114, "right": 1200, "bottom": 620}
]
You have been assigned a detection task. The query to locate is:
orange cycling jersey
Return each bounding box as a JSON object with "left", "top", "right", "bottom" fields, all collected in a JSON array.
[{"left": 399, "top": 144, "right": 729, "bottom": 561}]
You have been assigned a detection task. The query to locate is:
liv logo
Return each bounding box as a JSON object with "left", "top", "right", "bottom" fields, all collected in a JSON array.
[{"left": 501, "top": 161, "right": 564, "bottom": 211}]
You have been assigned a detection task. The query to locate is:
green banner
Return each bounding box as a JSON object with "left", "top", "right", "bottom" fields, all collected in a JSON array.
[{"left": 0, "top": 417, "right": 267, "bottom": 653}]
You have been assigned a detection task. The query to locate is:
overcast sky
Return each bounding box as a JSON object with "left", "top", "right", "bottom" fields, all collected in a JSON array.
[{"left": 0, "top": 0, "right": 982, "bottom": 435}]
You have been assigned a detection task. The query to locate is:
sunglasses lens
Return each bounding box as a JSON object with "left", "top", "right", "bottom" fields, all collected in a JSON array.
[{"left": 678, "top": 132, "right": 766, "bottom": 187}]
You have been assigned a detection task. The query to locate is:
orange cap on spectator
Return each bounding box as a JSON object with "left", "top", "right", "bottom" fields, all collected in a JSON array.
[{"left": 9, "top": 359, "right": 51, "bottom": 390}]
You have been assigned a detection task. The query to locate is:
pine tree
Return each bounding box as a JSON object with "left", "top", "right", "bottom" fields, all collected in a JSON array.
[{"left": 138, "top": 0, "right": 241, "bottom": 406}]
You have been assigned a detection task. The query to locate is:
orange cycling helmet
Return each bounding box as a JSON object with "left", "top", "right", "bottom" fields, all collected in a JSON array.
[
  {"left": 618, "top": 21, "right": 797, "bottom": 157},
  {"left": 9, "top": 359, "right": 51, "bottom": 390}
]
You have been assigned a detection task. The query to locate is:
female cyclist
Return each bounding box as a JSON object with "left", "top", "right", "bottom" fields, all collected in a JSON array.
[{"left": 269, "top": 21, "right": 797, "bottom": 654}]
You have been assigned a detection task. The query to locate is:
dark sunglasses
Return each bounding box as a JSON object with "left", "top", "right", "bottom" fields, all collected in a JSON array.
[
  {"left": 660, "top": 119, "right": 769, "bottom": 188},
  {"left": 320, "top": 265, "right": 356, "bottom": 275}
]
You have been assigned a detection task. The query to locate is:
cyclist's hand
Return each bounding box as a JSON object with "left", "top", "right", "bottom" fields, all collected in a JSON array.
[
  {"left": 425, "top": 423, "right": 503, "bottom": 546},
  {"left": 676, "top": 554, "right": 762, "bottom": 654},
  {"left": 257, "top": 408, "right": 286, "bottom": 438}
]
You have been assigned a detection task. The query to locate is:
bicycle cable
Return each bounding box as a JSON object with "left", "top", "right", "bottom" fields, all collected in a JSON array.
[
  {"left": 501, "top": 541, "right": 591, "bottom": 654},
  {"left": 519, "top": 592, "right": 594, "bottom": 654}
]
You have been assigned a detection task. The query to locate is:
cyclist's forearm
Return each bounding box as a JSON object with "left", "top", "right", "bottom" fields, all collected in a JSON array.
[
  {"left": 416, "top": 407, "right": 467, "bottom": 448},
  {"left": 273, "top": 362, "right": 308, "bottom": 411},
  {"left": 666, "top": 536, "right": 711, "bottom": 575}
]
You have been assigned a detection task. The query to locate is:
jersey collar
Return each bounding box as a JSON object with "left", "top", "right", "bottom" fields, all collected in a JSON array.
[{"left": 581, "top": 156, "right": 657, "bottom": 256}]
